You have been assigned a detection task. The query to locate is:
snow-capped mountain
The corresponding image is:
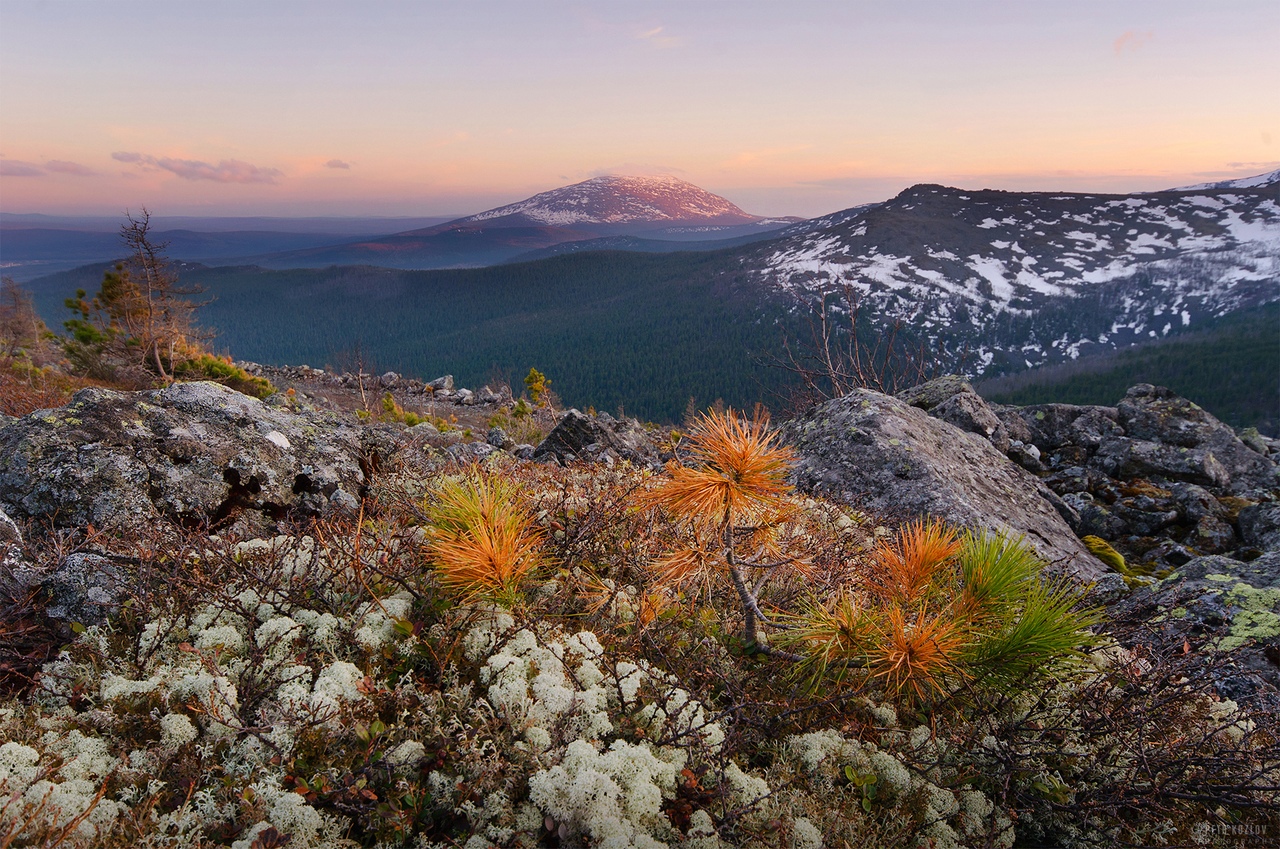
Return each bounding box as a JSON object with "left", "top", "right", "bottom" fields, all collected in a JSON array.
[
  {"left": 739, "top": 179, "right": 1280, "bottom": 377},
  {"left": 1170, "top": 169, "right": 1280, "bottom": 191},
  {"left": 461, "top": 175, "right": 758, "bottom": 226},
  {"left": 252, "top": 175, "right": 783, "bottom": 268}
]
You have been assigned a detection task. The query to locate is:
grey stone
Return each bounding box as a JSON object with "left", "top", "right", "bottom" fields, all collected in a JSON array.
[
  {"left": 1114, "top": 385, "right": 1278, "bottom": 494},
  {"left": 407, "top": 421, "right": 440, "bottom": 437},
  {"left": 1003, "top": 403, "right": 1120, "bottom": 452},
  {"left": 1169, "top": 483, "right": 1226, "bottom": 523},
  {"left": 379, "top": 371, "right": 400, "bottom": 388},
  {"left": 1086, "top": 572, "right": 1130, "bottom": 605},
  {"left": 782, "top": 389, "right": 1103, "bottom": 580},
  {"left": 426, "top": 375, "right": 454, "bottom": 391},
  {"left": 446, "top": 441, "right": 499, "bottom": 463},
  {"left": 1007, "top": 440, "right": 1045, "bottom": 473},
  {"left": 1239, "top": 503, "right": 1280, "bottom": 552},
  {"left": 897, "top": 376, "right": 1010, "bottom": 453},
  {"left": 1191, "top": 515, "right": 1237, "bottom": 554},
  {"left": 487, "top": 426, "right": 512, "bottom": 449},
  {"left": 44, "top": 553, "right": 128, "bottom": 625},
  {"left": 1240, "top": 427, "right": 1270, "bottom": 457},
  {"left": 533, "top": 409, "right": 660, "bottom": 467}
]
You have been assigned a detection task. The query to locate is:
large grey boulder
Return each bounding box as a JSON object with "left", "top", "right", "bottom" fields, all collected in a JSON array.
[
  {"left": 782, "top": 390, "right": 1103, "bottom": 580},
  {"left": 533, "top": 410, "right": 660, "bottom": 467},
  {"left": 0, "top": 381, "right": 388, "bottom": 531}
]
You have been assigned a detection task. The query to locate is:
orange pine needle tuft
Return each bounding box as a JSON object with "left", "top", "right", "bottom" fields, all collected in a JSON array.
[
  {"left": 642, "top": 409, "right": 795, "bottom": 526},
  {"left": 870, "top": 519, "right": 963, "bottom": 605},
  {"left": 869, "top": 605, "right": 967, "bottom": 701},
  {"left": 426, "top": 474, "right": 545, "bottom": 600}
]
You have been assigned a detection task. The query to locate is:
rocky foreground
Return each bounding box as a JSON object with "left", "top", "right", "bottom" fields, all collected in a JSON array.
[{"left": 1, "top": 374, "right": 1277, "bottom": 847}]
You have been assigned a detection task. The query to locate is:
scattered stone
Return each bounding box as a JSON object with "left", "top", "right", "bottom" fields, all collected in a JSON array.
[
  {"left": 446, "top": 441, "right": 499, "bottom": 463},
  {"left": 897, "top": 376, "right": 1010, "bottom": 453},
  {"left": 487, "top": 426, "right": 512, "bottom": 449},
  {"left": 1239, "top": 503, "right": 1280, "bottom": 552},
  {"left": 426, "top": 375, "right": 454, "bottom": 391}
]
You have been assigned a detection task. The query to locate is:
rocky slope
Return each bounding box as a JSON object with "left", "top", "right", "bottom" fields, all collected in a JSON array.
[
  {"left": 2, "top": 375, "right": 1277, "bottom": 846},
  {"left": 896, "top": 376, "right": 1280, "bottom": 698}
]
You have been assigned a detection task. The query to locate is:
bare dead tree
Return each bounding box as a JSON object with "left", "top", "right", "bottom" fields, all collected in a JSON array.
[{"left": 772, "top": 283, "right": 955, "bottom": 408}]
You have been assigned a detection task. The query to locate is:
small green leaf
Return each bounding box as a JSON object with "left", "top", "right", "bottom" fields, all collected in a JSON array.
[
  {"left": 844, "top": 765, "right": 857, "bottom": 783},
  {"left": 69, "top": 621, "right": 86, "bottom": 634}
]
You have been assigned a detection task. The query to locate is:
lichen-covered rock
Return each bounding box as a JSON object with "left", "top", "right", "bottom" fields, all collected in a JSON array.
[
  {"left": 782, "top": 389, "right": 1102, "bottom": 580},
  {"left": 533, "top": 409, "right": 660, "bottom": 467},
  {"left": 1120, "top": 551, "right": 1280, "bottom": 699},
  {"left": 1113, "top": 385, "right": 1278, "bottom": 495},
  {"left": 42, "top": 553, "right": 128, "bottom": 625},
  {"left": 0, "top": 381, "right": 384, "bottom": 531},
  {"left": 998, "top": 403, "right": 1122, "bottom": 453},
  {"left": 897, "top": 376, "right": 1010, "bottom": 453}
]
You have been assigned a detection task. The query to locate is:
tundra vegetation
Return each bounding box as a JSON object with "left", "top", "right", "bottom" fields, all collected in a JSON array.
[{"left": 1, "top": 408, "right": 1277, "bottom": 848}]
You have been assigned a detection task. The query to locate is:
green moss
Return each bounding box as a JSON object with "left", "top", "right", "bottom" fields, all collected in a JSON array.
[
  {"left": 1206, "top": 573, "right": 1235, "bottom": 582},
  {"left": 1218, "top": 582, "right": 1280, "bottom": 651}
]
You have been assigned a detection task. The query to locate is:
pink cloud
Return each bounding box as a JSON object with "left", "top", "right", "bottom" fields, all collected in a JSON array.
[
  {"left": 45, "top": 159, "right": 98, "bottom": 176},
  {"left": 112, "top": 151, "right": 282, "bottom": 184},
  {"left": 0, "top": 159, "right": 44, "bottom": 177},
  {"left": 325, "top": 159, "right": 351, "bottom": 169}
]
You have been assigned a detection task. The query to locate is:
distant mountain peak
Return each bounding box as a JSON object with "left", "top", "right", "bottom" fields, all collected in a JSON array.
[
  {"left": 1168, "top": 169, "right": 1280, "bottom": 191},
  {"left": 461, "top": 175, "right": 759, "bottom": 226}
]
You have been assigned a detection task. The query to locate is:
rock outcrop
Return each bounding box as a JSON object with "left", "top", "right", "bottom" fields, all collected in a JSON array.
[
  {"left": 0, "top": 381, "right": 387, "bottom": 532},
  {"left": 533, "top": 409, "right": 661, "bottom": 467},
  {"left": 782, "top": 389, "right": 1103, "bottom": 580},
  {"left": 900, "top": 379, "right": 1278, "bottom": 567}
]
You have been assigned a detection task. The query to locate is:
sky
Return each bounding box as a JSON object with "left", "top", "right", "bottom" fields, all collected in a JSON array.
[{"left": 1, "top": 0, "right": 1277, "bottom": 219}]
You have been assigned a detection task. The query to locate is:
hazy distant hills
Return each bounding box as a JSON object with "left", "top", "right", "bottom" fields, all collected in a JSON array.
[
  {"left": 0, "top": 214, "right": 454, "bottom": 281},
  {"left": 15, "top": 173, "right": 1279, "bottom": 426},
  {"left": 252, "top": 175, "right": 798, "bottom": 269}
]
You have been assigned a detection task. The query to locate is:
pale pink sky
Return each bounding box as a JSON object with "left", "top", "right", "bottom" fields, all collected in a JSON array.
[{"left": 1, "top": 0, "right": 1276, "bottom": 218}]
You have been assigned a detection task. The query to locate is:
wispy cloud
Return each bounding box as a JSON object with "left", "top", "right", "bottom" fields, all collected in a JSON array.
[
  {"left": 636, "top": 25, "right": 681, "bottom": 49},
  {"left": 45, "top": 159, "right": 98, "bottom": 176},
  {"left": 1113, "top": 30, "right": 1154, "bottom": 55},
  {"left": 325, "top": 159, "right": 351, "bottom": 169},
  {"left": 112, "top": 151, "right": 282, "bottom": 184},
  {"left": 0, "top": 159, "right": 44, "bottom": 177},
  {"left": 1225, "top": 160, "right": 1280, "bottom": 170}
]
